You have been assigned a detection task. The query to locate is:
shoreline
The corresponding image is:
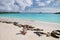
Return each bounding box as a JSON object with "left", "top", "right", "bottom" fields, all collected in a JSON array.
[
  {"left": 0, "top": 17, "right": 60, "bottom": 24},
  {"left": 0, "top": 17, "right": 60, "bottom": 31}
]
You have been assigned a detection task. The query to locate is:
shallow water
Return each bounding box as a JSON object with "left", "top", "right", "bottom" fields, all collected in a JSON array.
[{"left": 0, "top": 12, "right": 60, "bottom": 23}]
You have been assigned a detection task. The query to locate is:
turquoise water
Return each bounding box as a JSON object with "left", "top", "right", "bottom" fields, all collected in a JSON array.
[{"left": 0, "top": 13, "right": 60, "bottom": 23}]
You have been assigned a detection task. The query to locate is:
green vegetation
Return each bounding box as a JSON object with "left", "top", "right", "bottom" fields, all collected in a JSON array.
[
  {"left": 54, "top": 12, "right": 60, "bottom": 14},
  {"left": 0, "top": 12, "right": 20, "bottom": 14}
]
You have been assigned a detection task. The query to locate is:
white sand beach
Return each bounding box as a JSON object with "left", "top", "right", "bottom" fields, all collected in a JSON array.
[{"left": 0, "top": 18, "right": 60, "bottom": 40}]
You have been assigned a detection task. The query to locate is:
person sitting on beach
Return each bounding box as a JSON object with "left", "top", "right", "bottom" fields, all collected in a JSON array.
[{"left": 20, "top": 26, "right": 27, "bottom": 35}]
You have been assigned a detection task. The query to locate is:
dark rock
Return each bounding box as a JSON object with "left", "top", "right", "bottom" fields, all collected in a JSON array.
[
  {"left": 5, "top": 21, "right": 13, "bottom": 24},
  {"left": 46, "top": 32, "right": 51, "bottom": 37},
  {"left": 17, "top": 24, "right": 23, "bottom": 28},
  {"left": 34, "top": 32, "right": 42, "bottom": 37},
  {"left": 13, "top": 22, "right": 18, "bottom": 26},
  {"left": 51, "top": 30, "right": 60, "bottom": 38},
  {"left": 2, "top": 21, "right": 7, "bottom": 23}
]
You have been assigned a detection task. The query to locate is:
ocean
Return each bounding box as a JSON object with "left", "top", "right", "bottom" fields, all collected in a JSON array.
[{"left": 0, "top": 12, "right": 60, "bottom": 23}]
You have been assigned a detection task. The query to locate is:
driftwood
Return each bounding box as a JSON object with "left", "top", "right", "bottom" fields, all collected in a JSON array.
[
  {"left": 31, "top": 28, "right": 43, "bottom": 31},
  {"left": 34, "top": 32, "right": 50, "bottom": 37},
  {"left": 13, "top": 22, "right": 23, "bottom": 28},
  {"left": 22, "top": 25, "right": 35, "bottom": 30}
]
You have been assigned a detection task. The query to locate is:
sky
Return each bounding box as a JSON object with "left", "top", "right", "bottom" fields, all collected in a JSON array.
[{"left": 0, "top": 0, "right": 60, "bottom": 13}]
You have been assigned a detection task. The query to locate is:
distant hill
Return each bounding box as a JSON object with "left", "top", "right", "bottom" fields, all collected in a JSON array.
[
  {"left": 0, "top": 12, "right": 20, "bottom": 14},
  {"left": 54, "top": 12, "right": 60, "bottom": 14}
]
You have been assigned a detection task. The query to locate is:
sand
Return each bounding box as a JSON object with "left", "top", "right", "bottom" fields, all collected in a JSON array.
[{"left": 0, "top": 18, "right": 60, "bottom": 40}]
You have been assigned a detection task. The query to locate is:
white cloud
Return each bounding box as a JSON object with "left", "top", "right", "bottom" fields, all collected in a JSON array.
[
  {"left": 36, "top": 0, "right": 40, "bottom": 2},
  {"left": 0, "top": 0, "right": 60, "bottom": 12},
  {"left": 25, "top": 8, "right": 60, "bottom": 13},
  {"left": 46, "top": 1, "right": 51, "bottom": 4},
  {"left": 0, "top": 0, "right": 33, "bottom": 12},
  {"left": 53, "top": 0, "right": 60, "bottom": 6},
  {"left": 0, "top": 0, "right": 15, "bottom": 11},
  {"left": 25, "top": 0, "right": 32, "bottom": 6},
  {"left": 38, "top": 2, "right": 45, "bottom": 6},
  {"left": 36, "top": 1, "right": 46, "bottom": 7},
  {"left": 46, "top": 0, "right": 54, "bottom": 4},
  {"left": 46, "top": 0, "right": 60, "bottom": 5}
]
